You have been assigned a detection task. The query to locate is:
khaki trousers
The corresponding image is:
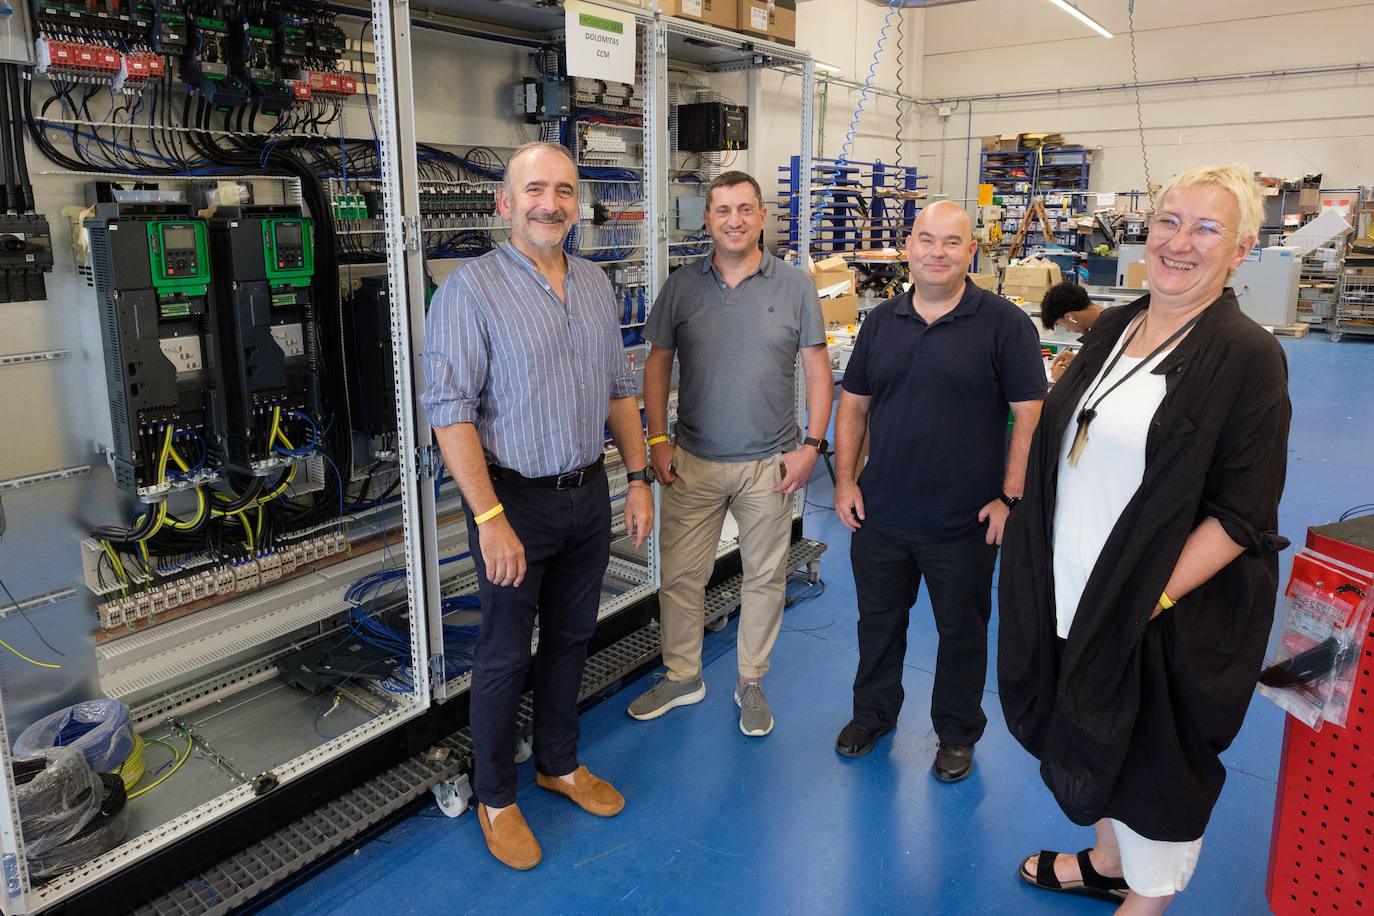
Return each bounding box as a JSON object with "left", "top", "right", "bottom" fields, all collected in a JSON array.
[{"left": 658, "top": 445, "right": 793, "bottom": 681}]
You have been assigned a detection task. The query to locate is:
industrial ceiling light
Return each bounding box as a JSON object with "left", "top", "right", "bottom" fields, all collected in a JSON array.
[
  {"left": 814, "top": 61, "right": 842, "bottom": 74},
  {"left": 1046, "top": 0, "right": 1113, "bottom": 38}
]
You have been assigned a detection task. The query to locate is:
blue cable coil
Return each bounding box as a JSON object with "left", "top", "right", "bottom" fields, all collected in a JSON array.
[{"left": 811, "top": 0, "right": 901, "bottom": 239}]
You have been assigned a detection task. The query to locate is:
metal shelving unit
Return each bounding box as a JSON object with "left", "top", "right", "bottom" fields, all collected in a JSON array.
[
  {"left": 1331, "top": 268, "right": 1374, "bottom": 341},
  {"left": 980, "top": 146, "right": 1091, "bottom": 251}
]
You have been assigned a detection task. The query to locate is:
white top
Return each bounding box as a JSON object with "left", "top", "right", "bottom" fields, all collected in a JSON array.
[{"left": 1052, "top": 324, "right": 1169, "bottom": 638}]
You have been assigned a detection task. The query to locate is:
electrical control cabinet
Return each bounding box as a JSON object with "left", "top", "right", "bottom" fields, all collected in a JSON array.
[{"left": 85, "top": 205, "right": 220, "bottom": 496}]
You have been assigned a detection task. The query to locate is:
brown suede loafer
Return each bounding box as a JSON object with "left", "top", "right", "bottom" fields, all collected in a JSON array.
[
  {"left": 535, "top": 765, "right": 625, "bottom": 817},
  {"left": 478, "top": 803, "right": 541, "bottom": 870}
]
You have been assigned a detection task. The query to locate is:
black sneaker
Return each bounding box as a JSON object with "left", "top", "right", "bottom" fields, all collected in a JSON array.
[
  {"left": 834, "top": 720, "right": 892, "bottom": 758},
  {"left": 932, "top": 741, "right": 974, "bottom": 782}
]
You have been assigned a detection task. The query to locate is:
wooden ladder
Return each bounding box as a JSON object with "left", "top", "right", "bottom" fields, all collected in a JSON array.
[{"left": 1007, "top": 199, "right": 1054, "bottom": 259}]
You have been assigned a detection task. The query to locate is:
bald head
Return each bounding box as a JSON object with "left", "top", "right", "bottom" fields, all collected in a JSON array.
[{"left": 911, "top": 200, "right": 972, "bottom": 241}]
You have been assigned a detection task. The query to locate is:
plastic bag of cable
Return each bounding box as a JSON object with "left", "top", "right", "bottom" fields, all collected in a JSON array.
[{"left": 1257, "top": 549, "right": 1373, "bottom": 730}]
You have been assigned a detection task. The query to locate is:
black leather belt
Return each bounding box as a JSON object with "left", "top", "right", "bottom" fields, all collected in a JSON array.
[{"left": 489, "top": 455, "right": 604, "bottom": 490}]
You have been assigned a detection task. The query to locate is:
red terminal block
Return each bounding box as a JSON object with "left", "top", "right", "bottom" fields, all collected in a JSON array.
[
  {"left": 291, "top": 81, "right": 313, "bottom": 102},
  {"left": 36, "top": 39, "right": 122, "bottom": 81},
  {"left": 301, "top": 70, "right": 357, "bottom": 97},
  {"left": 120, "top": 53, "right": 165, "bottom": 85}
]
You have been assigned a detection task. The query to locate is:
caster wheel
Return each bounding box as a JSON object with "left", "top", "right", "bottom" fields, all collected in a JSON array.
[
  {"left": 514, "top": 737, "right": 533, "bottom": 764},
  {"left": 432, "top": 775, "right": 472, "bottom": 818}
]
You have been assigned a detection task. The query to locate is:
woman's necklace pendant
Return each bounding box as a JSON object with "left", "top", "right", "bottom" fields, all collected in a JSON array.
[{"left": 1067, "top": 407, "right": 1096, "bottom": 468}]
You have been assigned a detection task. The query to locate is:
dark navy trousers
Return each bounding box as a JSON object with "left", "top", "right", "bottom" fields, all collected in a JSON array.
[
  {"left": 850, "top": 524, "right": 998, "bottom": 747},
  {"left": 464, "top": 470, "right": 611, "bottom": 808}
]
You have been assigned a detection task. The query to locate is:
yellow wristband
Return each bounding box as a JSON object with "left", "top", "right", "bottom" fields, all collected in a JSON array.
[
  {"left": 647, "top": 435, "right": 670, "bottom": 446},
  {"left": 1158, "top": 591, "right": 1174, "bottom": 610},
  {"left": 473, "top": 503, "right": 505, "bottom": 525}
]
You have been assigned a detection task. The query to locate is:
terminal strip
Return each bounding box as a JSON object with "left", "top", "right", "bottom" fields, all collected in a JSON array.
[{"left": 96, "top": 532, "right": 349, "bottom": 631}]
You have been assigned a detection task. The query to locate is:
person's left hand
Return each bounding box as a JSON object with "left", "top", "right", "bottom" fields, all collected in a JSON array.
[
  {"left": 978, "top": 498, "right": 1010, "bottom": 546},
  {"left": 624, "top": 484, "right": 654, "bottom": 547},
  {"left": 1049, "top": 349, "right": 1076, "bottom": 381},
  {"left": 772, "top": 447, "right": 820, "bottom": 494}
]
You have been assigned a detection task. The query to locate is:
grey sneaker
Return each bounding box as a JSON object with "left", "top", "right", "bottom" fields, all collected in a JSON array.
[
  {"left": 734, "top": 678, "right": 773, "bottom": 736},
  {"left": 627, "top": 673, "right": 705, "bottom": 720}
]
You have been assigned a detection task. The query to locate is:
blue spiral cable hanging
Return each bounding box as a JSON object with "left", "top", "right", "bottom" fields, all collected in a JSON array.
[{"left": 811, "top": 0, "right": 902, "bottom": 242}]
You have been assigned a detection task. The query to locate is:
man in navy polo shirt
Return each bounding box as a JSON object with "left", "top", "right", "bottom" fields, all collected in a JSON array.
[{"left": 832, "top": 201, "right": 1045, "bottom": 780}]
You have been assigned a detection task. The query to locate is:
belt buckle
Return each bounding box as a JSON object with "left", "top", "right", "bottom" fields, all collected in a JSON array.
[{"left": 555, "top": 469, "right": 582, "bottom": 490}]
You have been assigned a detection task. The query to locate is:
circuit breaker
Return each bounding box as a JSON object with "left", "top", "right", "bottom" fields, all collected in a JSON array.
[{"left": 0, "top": 214, "right": 54, "bottom": 302}]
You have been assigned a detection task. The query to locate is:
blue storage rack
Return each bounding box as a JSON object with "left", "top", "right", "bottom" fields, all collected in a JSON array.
[{"left": 779, "top": 155, "right": 929, "bottom": 255}]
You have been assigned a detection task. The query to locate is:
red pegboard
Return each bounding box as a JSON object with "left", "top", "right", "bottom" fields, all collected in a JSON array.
[{"left": 1266, "top": 521, "right": 1374, "bottom": 915}]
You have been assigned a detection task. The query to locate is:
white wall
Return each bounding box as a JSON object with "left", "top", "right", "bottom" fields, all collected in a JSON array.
[
  {"left": 916, "top": 0, "right": 1374, "bottom": 201},
  {"left": 729, "top": 0, "right": 926, "bottom": 247}
]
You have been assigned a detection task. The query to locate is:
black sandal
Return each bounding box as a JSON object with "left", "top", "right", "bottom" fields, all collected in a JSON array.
[{"left": 1019, "top": 848, "right": 1130, "bottom": 904}]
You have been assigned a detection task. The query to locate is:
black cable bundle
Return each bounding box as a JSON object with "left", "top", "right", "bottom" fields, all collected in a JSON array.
[
  {"left": 1258, "top": 636, "right": 1346, "bottom": 689},
  {"left": 28, "top": 773, "right": 129, "bottom": 881},
  {"left": 0, "top": 64, "right": 15, "bottom": 213},
  {"left": 14, "top": 748, "right": 103, "bottom": 857}
]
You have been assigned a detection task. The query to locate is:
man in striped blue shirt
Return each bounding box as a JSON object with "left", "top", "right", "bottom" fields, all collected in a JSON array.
[{"left": 420, "top": 141, "right": 653, "bottom": 871}]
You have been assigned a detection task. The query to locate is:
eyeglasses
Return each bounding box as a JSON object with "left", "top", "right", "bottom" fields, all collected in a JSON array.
[{"left": 1148, "top": 213, "right": 1232, "bottom": 250}]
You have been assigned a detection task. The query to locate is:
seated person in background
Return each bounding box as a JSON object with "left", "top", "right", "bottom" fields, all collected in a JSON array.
[{"left": 1039, "top": 282, "right": 1106, "bottom": 380}]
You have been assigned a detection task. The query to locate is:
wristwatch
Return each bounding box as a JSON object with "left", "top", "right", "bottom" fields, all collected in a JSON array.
[
  {"left": 999, "top": 493, "right": 1022, "bottom": 510},
  {"left": 627, "top": 467, "right": 656, "bottom": 485},
  {"left": 803, "top": 437, "right": 829, "bottom": 453}
]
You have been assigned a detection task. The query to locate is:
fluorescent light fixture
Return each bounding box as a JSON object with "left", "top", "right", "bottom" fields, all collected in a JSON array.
[
  {"left": 814, "top": 61, "right": 842, "bottom": 74},
  {"left": 1047, "top": 0, "right": 1113, "bottom": 39}
]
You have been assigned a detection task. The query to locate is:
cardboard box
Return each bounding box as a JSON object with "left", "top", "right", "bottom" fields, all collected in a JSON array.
[
  {"left": 822, "top": 293, "right": 858, "bottom": 327},
  {"left": 736, "top": 0, "right": 795, "bottom": 44},
  {"left": 969, "top": 273, "right": 998, "bottom": 291},
  {"left": 1344, "top": 265, "right": 1374, "bottom": 279},
  {"left": 658, "top": 0, "right": 735, "bottom": 29},
  {"left": 812, "top": 269, "right": 854, "bottom": 297},
  {"left": 1002, "top": 259, "right": 1062, "bottom": 300},
  {"left": 1125, "top": 261, "right": 1148, "bottom": 289},
  {"left": 1297, "top": 188, "right": 1320, "bottom": 208}
]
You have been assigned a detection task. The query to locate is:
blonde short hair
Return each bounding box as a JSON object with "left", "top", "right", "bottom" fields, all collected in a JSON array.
[{"left": 1155, "top": 164, "right": 1265, "bottom": 245}]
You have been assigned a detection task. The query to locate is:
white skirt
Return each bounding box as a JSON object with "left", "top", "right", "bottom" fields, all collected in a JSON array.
[{"left": 1110, "top": 819, "right": 1204, "bottom": 897}]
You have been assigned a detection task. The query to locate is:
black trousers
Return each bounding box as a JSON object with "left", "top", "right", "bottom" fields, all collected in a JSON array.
[
  {"left": 464, "top": 471, "right": 611, "bottom": 808},
  {"left": 850, "top": 524, "right": 999, "bottom": 746}
]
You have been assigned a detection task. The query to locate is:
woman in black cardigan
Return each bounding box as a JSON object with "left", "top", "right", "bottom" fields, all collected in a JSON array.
[{"left": 999, "top": 164, "right": 1291, "bottom": 914}]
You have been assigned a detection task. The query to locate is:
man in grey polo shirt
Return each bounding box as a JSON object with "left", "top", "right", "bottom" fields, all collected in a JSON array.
[{"left": 627, "top": 170, "right": 832, "bottom": 736}]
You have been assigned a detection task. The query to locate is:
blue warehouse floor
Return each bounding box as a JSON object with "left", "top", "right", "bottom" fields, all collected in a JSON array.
[{"left": 255, "top": 332, "right": 1374, "bottom": 916}]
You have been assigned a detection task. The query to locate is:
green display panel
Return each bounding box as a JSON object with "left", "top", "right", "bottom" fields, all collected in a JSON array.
[
  {"left": 262, "top": 217, "right": 314, "bottom": 286},
  {"left": 146, "top": 220, "right": 210, "bottom": 297}
]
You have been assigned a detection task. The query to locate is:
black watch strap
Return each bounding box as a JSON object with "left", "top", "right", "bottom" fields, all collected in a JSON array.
[
  {"left": 803, "top": 436, "right": 828, "bottom": 453},
  {"left": 627, "top": 467, "right": 655, "bottom": 484},
  {"left": 999, "top": 493, "right": 1021, "bottom": 510}
]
